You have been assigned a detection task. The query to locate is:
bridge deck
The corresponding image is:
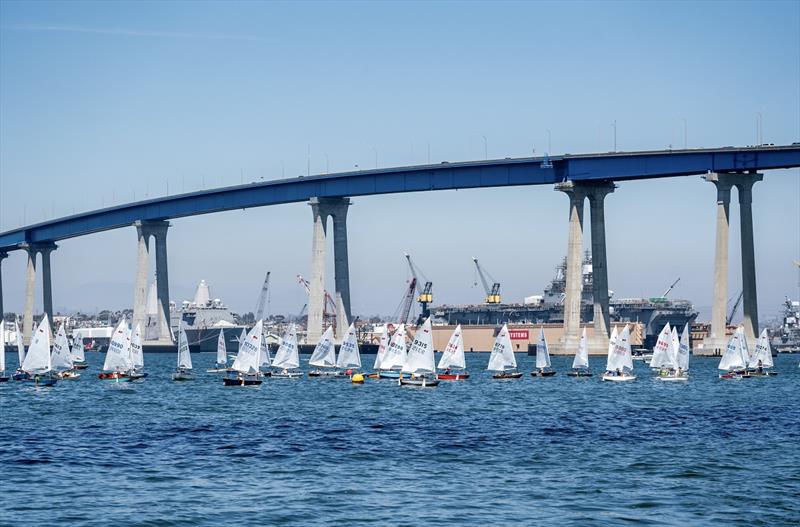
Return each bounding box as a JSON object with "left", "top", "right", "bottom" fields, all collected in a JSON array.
[{"left": 1, "top": 145, "right": 798, "bottom": 251}]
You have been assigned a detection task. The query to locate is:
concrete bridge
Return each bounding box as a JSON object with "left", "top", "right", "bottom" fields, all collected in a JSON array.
[{"left": 1, "top": 144, "right": 799, "bottom": 354}]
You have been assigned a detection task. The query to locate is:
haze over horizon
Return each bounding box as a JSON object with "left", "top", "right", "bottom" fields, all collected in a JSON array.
[{"left": 1, "top": 1, "right": 798, "bottom": 323}]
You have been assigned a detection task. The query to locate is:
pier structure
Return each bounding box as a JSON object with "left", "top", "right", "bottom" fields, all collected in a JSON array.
[
  {"left": 0, "top": 145, "right": 797, "bottom": 349},
  {"left": 19, "top": 242, "right": 57, "bottom": 344},
  {"left": 307, "top": 197, "right": 352, "bottom": 343},
  {"left": 131, "top": 220, "right": 172, "bottom": 345},
  {"left": 552, "top": 181, "right": 615, "bottom": 356},
  {"left": 700, "top": 172, "right": 763, "bottom": 354}
]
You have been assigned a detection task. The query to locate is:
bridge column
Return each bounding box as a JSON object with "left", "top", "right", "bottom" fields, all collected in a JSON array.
[
  {"left": 307, "top": 198, "right": 329, "bottom": 343},
  {"left": 587, "top": 182, "right": 616, "bottom": 354},
  {"left": 330, "top": 199, "right": 352, "bottom": 339},
  {"left": 701, "top": 172, "right": 762, "bottom": 354},
  {"left": 0, "top": 251, "right": 7, "bottom": 321},
  {"left": 554, "top": 181, "right": 587, "bottom": 355},
  {"left": 151, "top": 222, "right": 172, "bottom": 343},
  {"left": 39, "top": 242, "right": 57, "bottom": 323},
  {"left": 21, "top": 244, "right": 38, "bottom": 344},
  {"left": 735, "top": 173, "right": 763, "bottom": 349},
  {"left": 133, "top": 220, "right": 172, "bottom": 343}
]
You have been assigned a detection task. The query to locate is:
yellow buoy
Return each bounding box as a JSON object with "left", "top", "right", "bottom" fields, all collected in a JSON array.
[{"left": 351, "top": 373, "right": 365, "bottom": 384}]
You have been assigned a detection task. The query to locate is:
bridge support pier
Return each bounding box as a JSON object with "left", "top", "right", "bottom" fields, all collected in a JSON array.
[
  {"left": 587, "top": 182, "right": 616, "bottom": 354},
  {"left": 553, "top": 182, "right": 587, "bottom": 355},
  {"left": 132, "top": 220, "right": 172, "bottom": 343},
  {"left": 307, "top": 197, "right": 352, "bottom": 343},
  {"left": 552, "top": 181, "right": 615, "bottom": 355},
  {"left": 20, "top": 242, "right": 57, "bottom": 344},
  {"left": 700, "top": 172, "right": 763, "bottom": 354},
  {"left": 0, "top": 251, "right": 7, "bottom": 323}
]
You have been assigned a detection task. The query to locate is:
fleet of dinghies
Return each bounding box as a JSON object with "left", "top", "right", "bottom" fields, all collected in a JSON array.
[{"left": 3, "top": 313, "right": 790, "bottom": 389}]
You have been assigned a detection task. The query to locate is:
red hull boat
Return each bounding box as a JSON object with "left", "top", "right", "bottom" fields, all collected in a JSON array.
[{"left": 437, "top": 372, "right": 470, "bottom": 380}]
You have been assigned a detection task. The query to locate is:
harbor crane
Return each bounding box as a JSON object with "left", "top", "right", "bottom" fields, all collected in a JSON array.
[
  {"left": 726, "top": 290, "right": 744, "bottom": 326},
  {"left": 254, "top": 271, "right": 271, "bottom": 321},
  {"left": 472, "top": 257, "right": 501, "bottom": 304},
  {"left": 405, "top": 253, "right": 432, "bottom": 324},
  {"left": 391, "top": 277, "right": 418, "bottom": 325},
  {"left": 661, "top": 277, "right": 680, "bottom": 298},
  {"left": 296, "top": 274, "right": 337, "bottom": 335}
]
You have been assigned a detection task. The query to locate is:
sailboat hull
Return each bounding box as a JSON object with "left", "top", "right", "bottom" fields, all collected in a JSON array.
[
  {"left": 492, "top": 372, "right": 523, "bottom": 379},
  {"left": 0, "top": 376, "right": 9, "bottom": 382},
  {"left": 399, "top": 377, "right": 440, "bottom": 387},
  {"left": 272, "top": 371, "right": 304, "bottom": 379},
  {"left": 656, "top": 375, "right": 688, "bottom": 382},
  {"left": 308, "top": 369, "right": 344, "bottom": 377},
  {"left": 437, "top": 372, "right": 470, "bottom": 380},
  {"left": 377, "top": 371, "right": 410, "bottom": 379},
  {"left": 56, "top": 371, "right": 81, "bottom": 380},
  {"left": 567, "top": 370, "right": 593, "bottom": 377},
  {"left": 19, "top": 376, "right": 58, "bottom": 387},
  {"left": 223, "top": 376, "right": 263, "bottom": 386},
  {"left": 72, "top": 363, "right": 88, "bottom": 370},
  {"left": 530, "top": 370, "right": 557, "bottom": 377},
  {"left": 98, "top": 372, "right": 132, "bottom": 382},
  {"left": 601, "top": 373, "right": 636, "bottom": 382},
  {"left": 172, "top": 372, "right": 196, "bottom": 381}
]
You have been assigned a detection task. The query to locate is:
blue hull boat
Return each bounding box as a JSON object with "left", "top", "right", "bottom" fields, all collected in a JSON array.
[
  {"left": 19, "top": 376, "right": 58, "bottom": 387},
  {"left": 378, "top": 371, "right": 411, "bottom": 379}
]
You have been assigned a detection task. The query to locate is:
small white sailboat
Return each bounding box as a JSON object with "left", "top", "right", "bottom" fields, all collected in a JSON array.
[
  {"left": 377, "top": 324, "right": 409, "bottom": 379},
  {"left": 336, "top": 322, "right": 362, "bottom": 378},
  {"left": 487, "top": 324, "right": 522, "bottom": 379},
  {"left": 744, "top": 329, "right": 776, "bottom": 377},
  {"left": 20, "top": 316, "right": 58, "bottom": 386},
  {"left": 172, "top": 324, "right": 196, "bottom": 381},
  {"left": 531, "top": 328, "right": 556, "bottom": 377},
  {"left": 98, "top": 318, "right": 134, "bottom": 382},
  {"left": 602, "top": 325, "right": 636, "bottom": 381},
  {"left": 369, "top": 325, "right": 391, "bottom": 378},
  {"left": 71, "top": 331, "right": 88, "bottom": 370},
  {"left": 400, "top": 318, "right": 439, "bottom": 387},
  {"left": 718, "top": 329, "right": 748, "bottom": 379},
  {"left": 129, "top": 323, "right": 147, "bottom": 380},
  {"left": 258, "top": 327, "right": 272, "bottom": 375},
  {"left": 308, "top": 326, "right": 338, "bottom": 377},
  {"left": 52, "top": 324, "right": 79, "bottom": 380},
  {"left": 224, "top": 320, "right": 264, "bottom": 386},
  {"left": 207, "top": 329, "right": 229, "bottom": 373},
  {"left": 437, "top": 324, "right": 469, "bottom": 380},
  {"left": 12, "top": 320, "right": 28, "bottom": 380},
  {"left": 271, "top": 324, "right": 303, "bottom": 378},
  {"left": 567, "top": 327, "right": 593, "bottom": 377},
  {"left": 649, "top": 323, "right": 673, "bottom": 372},
  {"left": 657, "top": 325, "right": 690, "bottom": 381}
]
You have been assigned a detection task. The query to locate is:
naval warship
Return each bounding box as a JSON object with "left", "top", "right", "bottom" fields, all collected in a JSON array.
[
  {"left": 434, "top": 253, "right": 698, "bottom": 349},
  {"left": 771, "top": 297, "right": 800, "bottom": 353}
]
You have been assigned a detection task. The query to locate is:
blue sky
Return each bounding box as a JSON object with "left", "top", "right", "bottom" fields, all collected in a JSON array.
[{"left": 0, "top": 1, "right": 798, "bottom": 321}]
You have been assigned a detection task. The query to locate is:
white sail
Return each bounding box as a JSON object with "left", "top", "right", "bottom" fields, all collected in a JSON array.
[
  {"left": 103, "top": 319, "right": 132, "bottom": 372},
  {"left": 669, "top": 327, "right": 680, "bottom": 368},
  {"left": 373, "top": 326, "right": 390, "bottom": 370},
  {"left": 336, "top": 323, "right": 362, "bottom": 369},
  {"left": 403, "top": 318, "right": 435, "bottom": 374},
  {"left": 737, "top": 327, "right": 753, "bottom": 367},
  {"left": 718, "top": 331, "right": 746, "bottom": 371},
  {"left": 259, "top": 329, "right": 272, "bottom": 367},
  {"left": 51, "top": 324, "right": 73, "bottom": 371},
  {"left": 177, "top": 325, "right": 192, "bottom": 369},
  {"left": 231, "top": 320, "right": 262, "bottom": 374},
  {"left": 271, "top": 324, "right": 300, "bottom": 369},
  {"left": 572, "top": 327, "right": 589, "bottom": 369},
  {"left": 71, "top": 331, "right": 85, "bottom": 362},
  {"left": 535, "top": 328, "right": 551, "bottom": 368},
  {"left": 130, "top": 324, "right": 144, "bottom": 369},
  {"left": 239, "top": 328, "right": 247, "bottom": 346},
  {"left": 15, "top": 320, "right": 25, "bottom": 366},
  {"left": 216, "top": 329, "right": 227, "bottom": 365},
  {"left": 438, "top": 324, "right": 465, "bottom": 370},
  {"left": 21, "top": 315, "right": 52, "bottom": 374},
  {"left": 487, "top": 324, "right": 516, "bottom": 371},
  {"left": 606, "top": 325, "right": 633, "bottom": 372},
  {"left": 677, "top": 325, "right": 690, "bottom": 370},
  {"left": 309, "top": 326, "right": 336, "bottom": 368},
  {"left": 650, "top": 323, "right": 673, "bottom": 369},
  {"left": 752, "top": 328, "right": 773, "bottom": 368},
  {"left": 381, "top": 324, "right": 407, "bottom": 371}
]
